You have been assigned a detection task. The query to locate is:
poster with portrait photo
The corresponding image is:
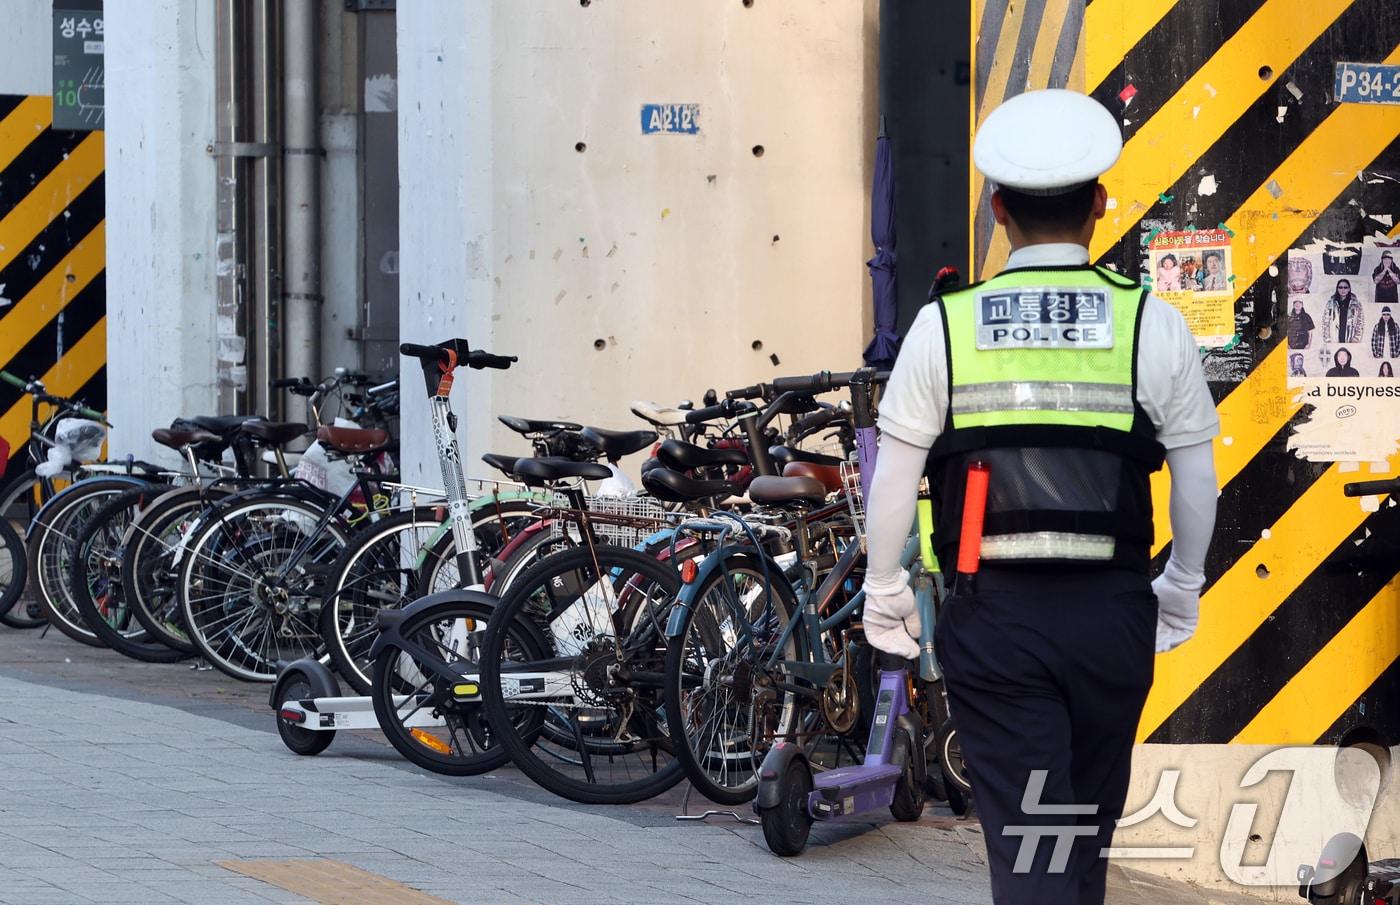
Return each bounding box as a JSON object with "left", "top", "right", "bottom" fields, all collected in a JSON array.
[
  {"left": 1284, "top": 239, "right": 1400, "bottom": 463},
  {"left": 1147, "top": 229, "right": 1235, "bottom": 347}
]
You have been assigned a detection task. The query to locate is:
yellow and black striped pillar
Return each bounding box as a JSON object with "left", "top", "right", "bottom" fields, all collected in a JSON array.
[
  {"left": 972, "top": 0, "right": 1400, "bottom": 748},
  {"left": 0, "top": 93, "right": 107, "bottom": 472}
]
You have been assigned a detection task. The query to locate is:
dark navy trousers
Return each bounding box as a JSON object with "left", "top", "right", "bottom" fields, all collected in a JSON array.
[{"left": 933, "top": 567, "right": 1157, "bottom": 905}]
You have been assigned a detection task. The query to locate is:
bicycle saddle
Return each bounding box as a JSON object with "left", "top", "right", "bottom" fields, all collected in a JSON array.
[
  {"left": 782, "top": 461, "right": 844, "bottom": 495},
  {"left": 187, "top": 414, "right": 260, "bottom": 434},
  {"left": 768, "top": 445, "right": 844, "bottom": 468},
  {"left": 641, "top": 466, "right": 743, "bottom": 503},
  {"left": 316, "top": 425, "right": 391, "bottom": 455},
  {"left": 499, "top": 415, "right": 583, "bottom": 436},
  {"left": 512, "top": 457, "right": 611, "bottom": 487},
  {"left": 241, "top": 420, "right": 309, "bottom": 446},
  {"left": 630, "top": 400, "right": 690, "bottom": 428},
  {"left": 656, "top": 438, "right": 748, "bottom": 471},
  {"left": 151, "top": 428, "right": 221, "bottom": 451},
  {"left": 748, "top": 475, "right": 829, "bottom": 509},
  {"left": 481, "top": 453, "right": 523, "bottom": 478},
  {"left": 580, "top": 426, "right": 657, "bottom": 462}
]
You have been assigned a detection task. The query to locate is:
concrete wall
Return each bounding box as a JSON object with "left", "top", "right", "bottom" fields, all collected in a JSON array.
[
  {"left": 397, "top": 0, "right": 880, "bottom": 484},
  {"left": 0, "top": 0, "right": 52, "bottom": 95},
  {"left": 103, "top": 0, "right": 219, "bottom": 462}
]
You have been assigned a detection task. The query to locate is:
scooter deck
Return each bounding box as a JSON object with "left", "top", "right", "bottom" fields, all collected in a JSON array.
[
  {"left": 809, "top": 763, "right": 902, "bottom": 820},
  {"left": 279, "top": 695, "right": 445, "bottom": 731}
]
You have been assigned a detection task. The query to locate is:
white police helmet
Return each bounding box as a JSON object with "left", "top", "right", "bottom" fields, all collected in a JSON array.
[{"left": 974, "top": 89, "right": 1122, "bottom": 196}]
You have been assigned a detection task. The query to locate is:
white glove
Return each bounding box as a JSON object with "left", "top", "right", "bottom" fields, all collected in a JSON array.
[
  {"left": 1152, "top": 558, "right": 1203, "bottom": 654},
  {"left": 862, "top": 574, "right": 921, "bottom": 661}
]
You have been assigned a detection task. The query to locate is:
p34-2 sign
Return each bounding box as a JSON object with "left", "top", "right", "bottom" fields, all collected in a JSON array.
[{"left": 1334, "top": 62, "right": 1400, "bottom": 105}]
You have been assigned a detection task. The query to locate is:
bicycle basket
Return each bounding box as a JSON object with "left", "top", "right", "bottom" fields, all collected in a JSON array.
[{"left": 547, "top": 495, "right": 678, "bottom": 547}]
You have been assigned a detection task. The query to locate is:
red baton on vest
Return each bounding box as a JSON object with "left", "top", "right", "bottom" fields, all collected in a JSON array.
[{"left": 956, "top": 461, "right": 991, "bottom": 593}]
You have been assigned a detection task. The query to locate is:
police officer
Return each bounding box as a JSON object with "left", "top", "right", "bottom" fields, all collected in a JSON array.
[{"left": 862, "top": 89, "right": 1220, "bottom": 904}]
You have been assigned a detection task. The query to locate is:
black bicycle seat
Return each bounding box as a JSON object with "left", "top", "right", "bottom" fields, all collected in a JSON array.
[
  {"left": 580, "top": 427, "right": 657, "bottom": 462},
  {"left": 768, "top": 445, "right": 844, "bottom": 469},
  {"left": 748, "top": 475, "right": 829, "bottom": 509},
  {"left": 656, "top": 439, "right": 749, "bottom": 471},
  {"left": 499, "top": 415, "right": 582, "bottom": 436},
  {"left": 187, "top": 414, "right": 260, "bottom": 435},
  {"left": 151, "top": 428, "right": 222, "bottom": 451},
  {"left": 641, "top": 466, "right": 743, "bottom": 503},
  {"left": 481, "top": 453, "right": 523, "bottom": 478},
  {"left": 241, "top": 420, "right": 309, "bottom": 447},
  {"left": 513, "top": 457, "right": 611, "bottom": 487}
]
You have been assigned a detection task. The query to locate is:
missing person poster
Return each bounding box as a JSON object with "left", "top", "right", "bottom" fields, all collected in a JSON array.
[
  {"left": 1285, "top": 238, "right": 1400, "bottom": 461},
  {"left": 1147, "top": 229, "right": 1235, "bottom": 348}
]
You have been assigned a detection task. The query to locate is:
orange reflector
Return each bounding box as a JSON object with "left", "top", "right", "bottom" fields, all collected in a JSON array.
[
  {"left": 410, "top": 728, "right": 453, "bottom": 755},
  {"left": 680, "top": 560, "right": 698, "bottom": 584}
]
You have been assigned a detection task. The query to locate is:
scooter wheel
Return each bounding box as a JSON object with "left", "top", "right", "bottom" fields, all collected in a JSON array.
[
  {"left": 890, "top": 732, "right": 926, "bottom": 822},
  {"left": 274, "top": 671, "right": 334, "bottom": 756},
  {"left": 760, "top": 759, "right": 814, "bottom": 856}
]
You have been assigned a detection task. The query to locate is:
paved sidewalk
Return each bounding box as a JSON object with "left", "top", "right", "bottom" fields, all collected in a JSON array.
[{"left": 0, "top": 630, "right": 1274, "bottom": 905}]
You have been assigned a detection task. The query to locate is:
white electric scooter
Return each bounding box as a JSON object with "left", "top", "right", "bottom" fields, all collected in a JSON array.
[{"left": 270, "top": 339, "right": 516, "bottom": 756}]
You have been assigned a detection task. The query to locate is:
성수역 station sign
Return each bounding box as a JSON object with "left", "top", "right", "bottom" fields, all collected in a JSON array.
[{"left": 52, "top": 0, "right": 104, "bottom": 131}]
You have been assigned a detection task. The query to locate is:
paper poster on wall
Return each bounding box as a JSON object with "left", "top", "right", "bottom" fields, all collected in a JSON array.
[
  {"left": 1285, "top": 237, "right": 1400, "bottom": 462},
  {"left": 1146, "top": 229, "right": 1235, "bottom": 347}
]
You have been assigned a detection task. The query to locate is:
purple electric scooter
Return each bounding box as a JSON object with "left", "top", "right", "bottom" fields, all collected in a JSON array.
[{"left": 756, "top": 457, "right": 991, "bottom": 856}]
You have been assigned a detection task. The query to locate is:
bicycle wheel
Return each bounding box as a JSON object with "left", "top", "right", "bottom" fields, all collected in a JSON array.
[
  {"left": 28, "top": 477, "right": 153, "bottom": 645},
  {"left": 69, "top": 487, "right": 192, "bottom": 662},
  {"left": 664, "top": 551, "right": 802, "bottom": 805},
  {"left": 321, "top": 508, "right": 451, "bottom": 694},
  {"left": 478, "top": 544, "right": 684, "bottom": 804},
  {"left": 179, "top": 495, "right": 348, "bottom": 681},
  {"left": 371, "top": 592, "right": 548, "bottom": 775},
  {"left": 0, "top": 516, "right": 28, "bottom": 628},
  {"left": 119, "top": 485, "right": 232, "bottom": 653}
]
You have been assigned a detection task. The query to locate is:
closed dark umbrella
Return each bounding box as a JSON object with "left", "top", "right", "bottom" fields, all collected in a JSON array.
[{"left": 864, "top": 118, "right": 900, "bottom": 370}]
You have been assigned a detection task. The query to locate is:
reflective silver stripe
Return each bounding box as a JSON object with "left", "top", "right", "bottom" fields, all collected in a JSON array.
[
  {"left": 980, "top": 532, "right": 1115, "bottom": 561},
  {"left": 951, "top": 381, "right": 1134, "bottom": 415}
]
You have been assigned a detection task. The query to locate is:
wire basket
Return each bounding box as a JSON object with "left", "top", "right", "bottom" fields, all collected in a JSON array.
[
  {"left": 840, "top": 459, "right": 865, "bottom": 544},
  {"left": 546, "top": 494, "right": 679, "bottom": 547}
]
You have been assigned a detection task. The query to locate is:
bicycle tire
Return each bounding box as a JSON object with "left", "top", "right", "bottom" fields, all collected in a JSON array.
[
  {"left": 178, "top": 495, "right": 349, "bottom": 681},
  {"left": 69, "top": 487, "right": 193, "bottom": 663},
  {"left": 321, "top": 508, "right": 450, "bottom": 695},
  {"left": 0, "top": 516, "right": 29, "bottom": 628},
  {"left": 478, "top": 544, "right": 685, "bottom": 804},
  {"left": 371, "top": 594, "right": 549, "bottom": 775},
  {"left": 120, "top": 485, "right": 233, "bottom": 652},
  {"left": 664, "top": 551, "right": 801, "bottom": 805},
  {"left": 28, "top": 477, "right": 153, "bottom": 646}
]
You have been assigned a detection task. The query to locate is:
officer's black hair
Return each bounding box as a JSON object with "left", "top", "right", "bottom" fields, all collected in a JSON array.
[{"left": 997, "top": 182, "right": 1099, "bottom": 235}]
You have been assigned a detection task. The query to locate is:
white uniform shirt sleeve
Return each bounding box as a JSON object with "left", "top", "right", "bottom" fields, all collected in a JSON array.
[
  {"left": 877, "top": 305, "right": 950, "bottom": 449},
  {"left": 1134, "top": 293, "right": 1221, "bottom": 448}
]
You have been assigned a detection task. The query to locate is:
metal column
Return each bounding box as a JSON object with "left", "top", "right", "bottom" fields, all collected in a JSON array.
[{"left": 283, "top": 0, "right": 322, "bottom": 392}]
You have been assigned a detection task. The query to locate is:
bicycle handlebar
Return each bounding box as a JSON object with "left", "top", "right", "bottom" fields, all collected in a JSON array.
[
  {"left": 685, "top": 398, "right": 756, "bottom": 425},
  {"left": 769, "top": 370, "right": 859, "bottom": 395},
  {"left": 1343, "top": 478, "right": 1400, "bottom": 497},
  {"left": 725, "top": 384, "right": 766, "bottom": 401},
  {"left": 0, "top": 371, "right": 25, "bottom": 390}
]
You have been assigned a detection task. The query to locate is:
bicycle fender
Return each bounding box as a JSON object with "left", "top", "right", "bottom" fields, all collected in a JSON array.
[
  {"left": 667, "top": 546, "right": 798, "bottom": 639},
  {"left": 894, "top": 712, "right": 927, "bottom": 789},
  {"left": 270, "top": 658, "right": 341, "bottom": 709},
  {"left": 755, "top": 742, "right": 809, "bottom": 810},
  {"left": 23, "top": 475, "right": 148, "bottom": 541},
  {"left": 366, "top": 588, "right": 500, "bottom": 660}
]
